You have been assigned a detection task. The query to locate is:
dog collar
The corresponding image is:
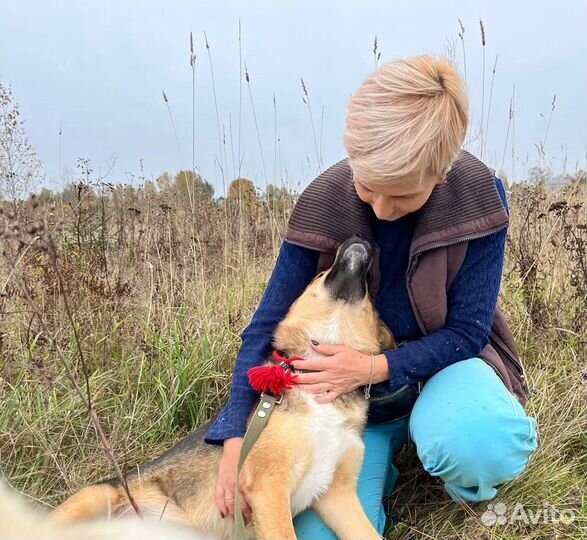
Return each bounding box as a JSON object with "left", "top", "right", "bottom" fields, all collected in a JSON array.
[{"left": 247, "top": 351, "right": 303, "bottom": 397}]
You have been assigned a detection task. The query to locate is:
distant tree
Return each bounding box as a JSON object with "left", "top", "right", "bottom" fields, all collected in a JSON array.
[
  {"left": 156, "top": 171, "right": 172, "bottom": 191},
  {"left": 144, "top": 180, "right": 158, "bottom": 195},
  {"left": 37, "top": 187, "right": 54, "bottom": 204},
  {"left": 554, "top": 169, "right": 586, "bottom": 188},
  {"left": 174, "top": 170, "right": 214, "bottom": 201},
  {"left": 527, "top": 165, "right": 553, "bottom": 186},
  {"left": 265, "top": 183, "right": 292, "bottom": 203},
  {"left": 0, "top": 82, "right": 42, "bottom": 212},
  {"left": 227, "top": 178, "right": 257, "bottom": 204},
  {"left": 573, "top": 170, "right": 586, "bottom": 186},
  {"left": 61, "top": 181, "right": 97, "bottom": 206}
]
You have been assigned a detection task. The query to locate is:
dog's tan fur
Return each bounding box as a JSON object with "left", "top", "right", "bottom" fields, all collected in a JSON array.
[
  {"left": 0, "top": 481, "right": 207, "bottom": 540},
  {"left": 52, "top": 243, "right": 394, "bottom": 540}
]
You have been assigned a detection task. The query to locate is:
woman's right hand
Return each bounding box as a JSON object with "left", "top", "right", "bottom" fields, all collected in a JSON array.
[{"left": 215, "top": 437, "right": 253, "bottom": 522}]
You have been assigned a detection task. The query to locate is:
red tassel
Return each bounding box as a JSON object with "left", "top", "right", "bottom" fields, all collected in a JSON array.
[{"left": 248, "top": 364, "right": 298, "bottom": 397}]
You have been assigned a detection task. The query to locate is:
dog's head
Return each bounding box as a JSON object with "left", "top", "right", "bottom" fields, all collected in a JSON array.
[{"left": 273, "top": 236, "right": 395, "bottom": 358}]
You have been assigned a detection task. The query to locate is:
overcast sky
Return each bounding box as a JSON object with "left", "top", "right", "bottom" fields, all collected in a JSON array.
[{"left": 2, "top": 0, "right": 586, "bottom": 195}]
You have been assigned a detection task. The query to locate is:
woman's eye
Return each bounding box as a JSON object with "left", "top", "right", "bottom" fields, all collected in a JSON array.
[{"left": 356, "top": 182, "right": 372, "bottom": 193}]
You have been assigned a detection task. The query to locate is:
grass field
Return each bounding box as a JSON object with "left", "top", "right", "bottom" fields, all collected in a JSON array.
[{"left": 0, "top": 176, "right": 586, "bottom": 539}]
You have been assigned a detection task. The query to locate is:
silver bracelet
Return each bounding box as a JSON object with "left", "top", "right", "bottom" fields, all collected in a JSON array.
[{"left": 364, "top": 354, "right": 375, "bottom": 400}]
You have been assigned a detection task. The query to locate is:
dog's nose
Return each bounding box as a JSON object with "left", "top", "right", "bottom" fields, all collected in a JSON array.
[
  {"left": 339, "top": 237, "right": 372, "bottom": 266},
  {"left": 340, "top": 242, "right": 369, "bottom": 271}
]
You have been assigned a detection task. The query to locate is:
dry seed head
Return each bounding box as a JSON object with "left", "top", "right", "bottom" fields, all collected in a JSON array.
[
  {"left": 458, "top": 19, "right": 465, "bottom": 39},
  {"left": 162, "top": 90, "right": 168, "bottom": 103},
  {"left": 189, "top": 32, "right": 196, "bottom": 67},
  {"left": 480, "top": 19, "right": 486, "bottom": 46},
  {"left": 301, "top": 78, "right": 308, "bottom": 98}
]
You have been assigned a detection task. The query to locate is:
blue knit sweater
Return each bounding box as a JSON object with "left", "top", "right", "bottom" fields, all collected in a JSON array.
[{"left": 205, "top": 178, "right": 509, "bottom": 444}]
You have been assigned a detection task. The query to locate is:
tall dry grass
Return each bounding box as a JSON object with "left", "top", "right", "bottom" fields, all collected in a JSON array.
[{"left": 0, "top": 176, "right": 585, "bottom": 539}]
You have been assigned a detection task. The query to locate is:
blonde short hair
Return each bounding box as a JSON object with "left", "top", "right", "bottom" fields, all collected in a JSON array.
[{"left": 344, "top": 55, "right": 469, "bottom": 183}]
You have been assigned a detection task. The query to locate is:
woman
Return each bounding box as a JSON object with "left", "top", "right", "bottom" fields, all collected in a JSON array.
[{"left": 205, "top": 55, "right": 539, "bottom": 537}]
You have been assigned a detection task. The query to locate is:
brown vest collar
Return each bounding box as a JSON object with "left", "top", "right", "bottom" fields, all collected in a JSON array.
[{"left": 285, "top": 150, "right": 508, "bottom": 257}]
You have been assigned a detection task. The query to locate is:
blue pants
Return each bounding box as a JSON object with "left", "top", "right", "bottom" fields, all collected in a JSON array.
[{"left": 293, "top": 358, "right": 539, "bottom": 538}]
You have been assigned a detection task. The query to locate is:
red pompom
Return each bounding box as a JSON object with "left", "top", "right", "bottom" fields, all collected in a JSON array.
[{"left": 248, "top": 365, "right": 298, "bottom": 397}]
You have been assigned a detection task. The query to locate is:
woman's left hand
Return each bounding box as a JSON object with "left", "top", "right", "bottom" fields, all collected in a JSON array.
[{"left": 290, "top": 342, "right": 378, "bottom": 404}]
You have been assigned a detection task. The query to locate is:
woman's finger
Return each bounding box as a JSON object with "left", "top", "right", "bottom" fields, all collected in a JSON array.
[
  {"left": 294, "top": 371, "right": 327, "bottom": 384},
  {"left": 238, "top": 476, "right": 253, "bottom": 523},
  {"left": 297, "top": 382, "right": 331, "bottom": 394},
  {"left": 316, "top": 390, "right": 340, "bottom": 404},
  {"left": 214, "top": 479, "right": 230, "bottom": 518},
  {"left": 225, "top": 489, "right": 236, "bottom": 518},
  {"left": 291, "top": 358, "right": 331, "bottom": 371},
  {"left": 310, "top": 342, "right": 348, "bottom": 355},
  {"left": 239, "top": 490, "right": 252, "bottom": 523}
]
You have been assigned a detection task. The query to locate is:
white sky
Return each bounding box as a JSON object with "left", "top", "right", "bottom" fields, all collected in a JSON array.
[{"left": 2, "top": 0, "right": 586, "bottom": 195}]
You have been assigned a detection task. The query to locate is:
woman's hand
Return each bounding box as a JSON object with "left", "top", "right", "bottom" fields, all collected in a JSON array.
[
  {"left": 290, "top": 342, "right": 390, "bottom": 404},
  {"left": 214, "top": 437, "right": 252, "bottom": 523}
]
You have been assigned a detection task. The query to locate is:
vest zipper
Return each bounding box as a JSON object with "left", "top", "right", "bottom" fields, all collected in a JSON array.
[
  {"left": 406, "top": 223, "right": 509, "bottom": 330},
  {"left": 407, "top": 223, "right": 531, "bottom": 400},
  {"left": 490, "top": 336, "right": 531, "bottom": 399}
]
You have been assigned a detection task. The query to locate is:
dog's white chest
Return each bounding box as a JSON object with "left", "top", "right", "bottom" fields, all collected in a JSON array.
[{"left": 290, "top": 394, "right": 363, "bottom": 516}]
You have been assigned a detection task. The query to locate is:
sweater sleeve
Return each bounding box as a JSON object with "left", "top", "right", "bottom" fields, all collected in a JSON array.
[
  {"left": 383, "top": 177, "right": 510, "bottom": 390},
  {"left": 205, "top": 240, "right": 319, "bottom": 445}
]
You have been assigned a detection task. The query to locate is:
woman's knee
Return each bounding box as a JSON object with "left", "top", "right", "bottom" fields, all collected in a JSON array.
[
  {"left": 413, "top": 412, "right": 537, "bottom": 487},
  {"left": 409, "top": 358, "right": 538, "bottom": 488}
]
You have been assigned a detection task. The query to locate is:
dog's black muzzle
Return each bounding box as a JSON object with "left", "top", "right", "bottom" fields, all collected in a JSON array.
[{"left": 323, "top": 236, "right": 373, "bottom": 303}]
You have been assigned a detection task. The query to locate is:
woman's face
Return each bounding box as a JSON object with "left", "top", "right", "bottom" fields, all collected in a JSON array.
[{"left": 354, "top": 170, "right": 444, "bottom": 221}]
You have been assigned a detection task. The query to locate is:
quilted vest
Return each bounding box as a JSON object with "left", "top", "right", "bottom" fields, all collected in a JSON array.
[{"left": 285, "top": 150, "right": 531, "bottom": 406}]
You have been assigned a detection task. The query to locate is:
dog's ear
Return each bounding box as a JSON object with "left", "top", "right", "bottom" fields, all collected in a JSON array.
[
  {"left": 273, "top": 323, "right": 309, "bottom": 356},
  {"left": 378, "top": 322, "right": 396, "bottom": 350}
]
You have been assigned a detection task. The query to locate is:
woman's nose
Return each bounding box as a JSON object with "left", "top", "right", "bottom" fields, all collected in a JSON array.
[{"left": 372, "top": 196, "right": 393, "bottom": 219}]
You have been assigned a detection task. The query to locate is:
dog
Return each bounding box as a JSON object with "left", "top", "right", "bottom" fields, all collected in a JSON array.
[
  {"left": 0, "top": 480, "right": 208, "bottom": 540},
  {"left": 51, "top": 237, "right": 395, "bottom": 540}
]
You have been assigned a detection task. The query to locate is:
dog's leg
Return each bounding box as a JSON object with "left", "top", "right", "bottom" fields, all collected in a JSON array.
[
  {"left": 52, "top": 484, "right": 123, "bottom": 523},
  {"left": 312, "top": 445, "right": 382, "bottom": 540},
  {"left": 246, "top": 477, "right": 296, "bottom": 540},
  {"left": 117, "top": 492, "right": 192, "bottom": 525}
]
